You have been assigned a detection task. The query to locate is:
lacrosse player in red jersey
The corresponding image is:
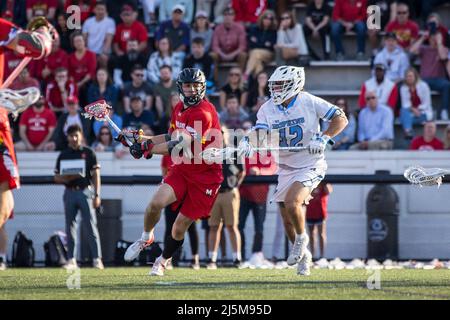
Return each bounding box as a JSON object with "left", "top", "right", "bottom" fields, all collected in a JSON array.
[
  {"left": 120, "top": 68, "right": 223, "bottom": 276},
  {"left": 0, "top": 17, "right": 56, "bottom": 270}
]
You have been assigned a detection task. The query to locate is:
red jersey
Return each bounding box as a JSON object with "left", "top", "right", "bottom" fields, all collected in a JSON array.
[
  {"left": 161, "top": 154, "right": 174, "bottom": 173},
  {"left": 232, "top": 0, "right": 267, "bottom": 24},
  {"left": 29, "top": 48, "right": 69, "bottom": 83},
  {"left": 68, "top": 50, "right": 97, "bottom": 83},
  {"left": 332, "top": 0, "right": 367, "bottom": 22},
  {"left": 385, "top": 20, "right": 419, "bottom": 48},
  {"left": 410, "top": 137, "right": 444, "bottom": 151},
  {"left": 0, "top": 18, "right": 18, "bottom": 82},
  {"left": 19, "top": 107, "right": 57, "bottom": 146},
  {"left": 45, "top": 79, "right": 78, "bottom": 112},
  {"left": 306, "top": 184, "right": 330, "bottom": 220},
  {"left": 168, "top": 99, "right": 223, "bottom": 183},
  {"left": 113, "top": 21, "right": 148, "bottom": 52},
  {"left": 239, "top": 153, "right": 277, "bottom": 204},
  {"left": 3, "top": 50, "right": 22, "bottom": 82}
]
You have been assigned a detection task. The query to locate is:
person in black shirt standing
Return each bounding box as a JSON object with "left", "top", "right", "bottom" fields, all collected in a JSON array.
[
  {"left": 304, "top": 0, "right": 332, "bottom": 60},
  {"left": 54, "top": 125, "right": 104, "bottom": 270},
  {"left": 207, "top": 127, "right": 245, "bottom": 269}
]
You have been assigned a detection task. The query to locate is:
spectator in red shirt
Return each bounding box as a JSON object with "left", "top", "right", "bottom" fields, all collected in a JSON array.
[
  {"left": 232, "top": 0, "right": 267, "bottom": 25},
  {"left": 113, "top": 4, "right": 148, "bottom": 56},
  {"left": 210, "top": 7, "right": 248, "bottom": 83},
  {"left": 29, "top": 34, "right": 69, "bottom": 86},
  {"left": 10, "top": 67, "right": 40, "bottom": 91},
  {"left": 68, "top": 31, "right": 97, "bottom": 106},
  {"left": 385, "top": 2, "right": 419, "bottom": 49},
  {"left": 26, "top": 0, "right": 57, "bottom": 21},
  {"left": 306, "top": 182, "right": 332, "bottom": 259},
  {"left": 331, "top": 0, "right": 367, "bottom": 61},
  {"left": 45, "top": 67, "right": 78, "bottom": 117},
  {"left": 64, "top": 0, "right": 95, "bottom": 23},
  {"left": 14, "top": 96, "right": 57, "bottom": 151},
  {"left": 410, "top": 121, "right": 444, "bottom": 151},
  {"left": 3, "top": 49, "right": 21, "bottom": 81}
]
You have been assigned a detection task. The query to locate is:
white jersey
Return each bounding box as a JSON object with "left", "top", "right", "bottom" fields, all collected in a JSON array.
[{"left": 255, "top": 91, "right": 340, "bottom": 170}]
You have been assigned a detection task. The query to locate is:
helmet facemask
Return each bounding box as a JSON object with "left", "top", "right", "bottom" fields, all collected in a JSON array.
[
  {"left": 178, "top": 82, "right": 206, "bottom": 107},
  {"left": 268, "top": 66, "right": 305, "bottom": 105}
]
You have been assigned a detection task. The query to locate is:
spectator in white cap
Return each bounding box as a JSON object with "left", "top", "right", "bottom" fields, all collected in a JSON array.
[
  {"left": 159, "top": 1, "right": 193, "bottom": 24},
  {"left": 156, "top": 3, "right": 192, "bottom": 60},
  {"left": 190, "top": 10, "right": 213, "bottom": 53}
]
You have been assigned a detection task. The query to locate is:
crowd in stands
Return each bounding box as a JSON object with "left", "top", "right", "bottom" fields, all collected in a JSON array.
[{"left": 2, "top": 0, "right": 450, "bottom": 156}]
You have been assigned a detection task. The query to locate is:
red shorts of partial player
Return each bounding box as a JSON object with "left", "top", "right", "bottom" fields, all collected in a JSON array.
[
  {"left": 0, "top": 111, "right": 19, "bottom": 191},
  {"left": 163, "top": 166, "right": 221, "bottom": 221}
]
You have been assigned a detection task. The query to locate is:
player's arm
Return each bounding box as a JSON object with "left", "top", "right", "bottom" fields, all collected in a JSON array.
[
  {"left": 322, "top": 109, "right": 348, "bottom": 139},
  {"left": 128, "top": 131, "right": 191, "bottom": 160}
]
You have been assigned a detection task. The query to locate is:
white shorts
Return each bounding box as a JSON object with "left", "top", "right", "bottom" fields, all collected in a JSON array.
[{"left": 271, "top": 164, "right": 327, "bottom": 203}]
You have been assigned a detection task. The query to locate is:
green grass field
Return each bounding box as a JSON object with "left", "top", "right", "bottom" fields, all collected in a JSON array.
[{"left": 1, "top": 268, "right": 450, "bottom": 300}]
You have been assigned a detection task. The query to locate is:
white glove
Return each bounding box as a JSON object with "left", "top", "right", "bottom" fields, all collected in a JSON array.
[
  {"left": 308, "top": 133, "right": 331, "bottom": 155},
  {"left": 238, "top": 137, "right": 255, "bottom": 158}
]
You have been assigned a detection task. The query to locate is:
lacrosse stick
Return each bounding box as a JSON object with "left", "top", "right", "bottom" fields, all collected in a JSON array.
[
  {"left": 404, "top": 166, "right": 450, "bottom": 187},
  {"left": 2, "top": 57, "right": 32, "bottom": 89},
  {"left": 83, "top": 100, "right": 133, "bottom": 147},
  {"left": 0, "top": 86, "right": 40, "bottom": 119},
  {"left": 201, "top": 146, "right": 308, "bottom": 162}
]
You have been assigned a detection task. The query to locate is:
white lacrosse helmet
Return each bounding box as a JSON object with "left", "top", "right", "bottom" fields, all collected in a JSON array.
[{"left": 268, "top": 66, "right": 305, "bottom": 105}]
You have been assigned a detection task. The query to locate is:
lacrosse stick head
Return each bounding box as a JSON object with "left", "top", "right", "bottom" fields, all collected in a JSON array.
[
  {"left": 83, "top": 100, "right": 111, "bottom": 121},
  {"left": 0, "top": 87, "right": 40, "bottom": 119},
  {"left": 404, "top": 166, "right": 447, "bottom": 187}
]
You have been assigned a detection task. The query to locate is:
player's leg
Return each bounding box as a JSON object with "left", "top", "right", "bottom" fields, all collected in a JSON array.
[
  {"left": 187, "top": 222, "right": 200, "bottom": 269},
  {"left": 150, "top": 213, "right": 195, "bottom": 276},
  {"left": 284, "top": 181, "right": 312, "bottom": 266},
  {"left": 0, "top": 182, "right": 13, "bottom": 228},
  {"left": 308, "top": 223, "right": 316, "bottom": 258},
  {"left": 318, "top": 221, "right": 327, "bottom": 259},
  {"left": 223, "top": 189, "right": 242, "bottom": 266},
  {"left": 124, "top": 183, "right": 177, "bottom": 261},
  {"left": 207, "top": 194, "right": 223, "bottom": 269},
  {"left": 164, "top": 206, "right": 181, "bottom": 267},
  {"left": 277, "top": 202, "right": 296, "bottom": 243},
  {"left": 0, "top": 225, "right": 7, "bottom": 270},
  {"left": 238, "top": 198, "right": 251, "bottom": 261}
]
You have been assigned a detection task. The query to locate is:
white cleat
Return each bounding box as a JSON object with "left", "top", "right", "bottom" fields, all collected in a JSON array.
[
  {"left": 93, "top": 258, "right": 105, "bottom": 270},
  {"left": 150, "top": 256, "right": 169, "bottom": 276},
  {"left": 287, "top": 234, "right": 309, "bottom": 266},
  {"left": 297, "top": 249, "right": 312, "bottom": 276},
  {"left": 124, "top": 234, "right": 154, "bottom": 262},
  {"left": 63, "top": 258, "right": 78, "bottom": 270}
]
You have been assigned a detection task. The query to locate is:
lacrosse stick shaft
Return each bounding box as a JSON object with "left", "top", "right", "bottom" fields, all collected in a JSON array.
[
  {"left": 1, "top": 57, "right": 32, "bottom": 89},
  {"left": 105, "top": 115, "right": 133, "bottom": 147}
]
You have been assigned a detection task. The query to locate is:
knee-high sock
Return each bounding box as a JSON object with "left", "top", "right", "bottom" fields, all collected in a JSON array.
[{"left": 162, "top": 236, "right": 184, "bottom": 260}]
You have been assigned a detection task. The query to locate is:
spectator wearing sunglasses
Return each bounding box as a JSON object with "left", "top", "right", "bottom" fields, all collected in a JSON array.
[
  {"left": 244, "top": 10, "right": 277, "bottom": 82},
  {"left": 385, "top": 2, "right": 419, "bottom": 50},
  {"left": 92, "top": 126, "right": 127, "bottom": 158},
  {"left": 275, "top": 10, "right": 309, "bottom": 66},
  {"left": 122, "top": 65, "right": 153, "bottom": 113},
  {"left": 350, "top": 91, "right": 394, "bottom": 150}
]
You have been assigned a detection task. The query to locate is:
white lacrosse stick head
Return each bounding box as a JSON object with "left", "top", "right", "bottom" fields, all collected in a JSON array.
[
  {"left": 83, "top": 99, "right": 111, "bottom": 121},
  {"left": 0, "top": 87, "right": 40, "bottom": 119},
  {"left": 404, "top": 166, "right": 449, "bottom": 187}
]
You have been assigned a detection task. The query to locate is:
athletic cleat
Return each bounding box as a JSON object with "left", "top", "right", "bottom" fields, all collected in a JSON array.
[
  {"left": 287, "top": 233, "right": 309, "bottom": 266},
  {"left": 63, "top": 258, "right": 78, "bottom": 270},
  {"left": 206, "top": 260, "right": 217, "bottom": 270},
  {"left": 297, "top": 249, "right": 312, "bottom": 276},
  {"left": 0, "top": 257, "right": 6, "bottom": 271},
  {"left": 124, "top": 234, "right": 154, "bottom": 261},
  {"left": 93, "top": 258, "right": 105, "bottom": 270},
  {"left": 150, "top": 256, "right": 169, "bottom": 276}
]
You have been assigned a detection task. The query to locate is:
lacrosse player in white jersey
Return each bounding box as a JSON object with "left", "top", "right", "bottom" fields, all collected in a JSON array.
[{"left": 238, "top": 66, "right": 348, "bottom": 276}]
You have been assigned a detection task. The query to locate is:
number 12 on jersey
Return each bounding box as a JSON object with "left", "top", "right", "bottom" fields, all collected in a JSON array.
[{"left": 279, "top": 125, "right": 303, "bottom": 148}]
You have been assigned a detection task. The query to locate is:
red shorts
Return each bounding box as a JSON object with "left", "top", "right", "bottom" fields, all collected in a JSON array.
[
  {"left": 163, "top": 167, "right": 222, "bottom": 220},
  {"left": 0, "top": 146, "right": 19, "bottom": 190}
]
